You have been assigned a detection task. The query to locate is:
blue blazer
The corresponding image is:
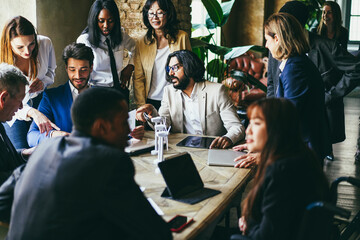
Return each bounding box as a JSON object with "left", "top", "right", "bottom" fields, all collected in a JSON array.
[
  {"left": 277, "top": 55, "right": 329, "bottom": 159},
  {"left": 27, "top": 83, "right": 73, "bottom": 147}
]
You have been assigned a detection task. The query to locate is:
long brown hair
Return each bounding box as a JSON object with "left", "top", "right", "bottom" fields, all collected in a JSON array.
[
  {"left": 317, "top": 1, "right": 343, "bottom": 41},
  {"left": 0, "top": 16, "right": 38, "bottom": 79},
  {"left": 241, "top": 98, "right": 325, "bottom": 233},
  {"left": 264, "top": 13, "right": 309, "bottom": 60}
]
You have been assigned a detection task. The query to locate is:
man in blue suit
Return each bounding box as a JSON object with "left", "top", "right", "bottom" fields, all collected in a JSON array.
[{"left": 27, "top": 43, "right": 94, "bottom": 147}]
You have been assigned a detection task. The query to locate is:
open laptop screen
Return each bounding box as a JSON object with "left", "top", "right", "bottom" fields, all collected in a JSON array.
[{"left": 158, "top": 152, "right": 204, "bottom": 198}]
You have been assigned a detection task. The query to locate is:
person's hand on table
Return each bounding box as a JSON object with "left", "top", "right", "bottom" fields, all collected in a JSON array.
[
  {"left": 234, "top": 152, "right": 259, "bottom": 168},
  {"left": 232, "top": 143, "right": 248, "bottom": 152},
  {"left": 28, "top": 108, "right": 60, "bottom": 136},
  {"left": 130, "top": 125, "right": 145, "bottom": 140},
  {"left": 29, "top": 78, "right": 44, "bottom": 93},
  {"left": 51, "top": 130, "right": 70, "bottom": 138},
  {"left": 209, "top": 136, "right": 232, "bottom": 149},
  {"left": 135, "top": 104, "right": 155, "bottom": 122}
]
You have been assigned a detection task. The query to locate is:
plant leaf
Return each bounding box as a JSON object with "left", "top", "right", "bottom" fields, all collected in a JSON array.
[
  {"left": 207, "top": 44, "right": 232, "bottom": 55},
  {"left": 190, "top": 38, "right": 211, "bottom": 48},
  {"left": 201, "top": 0, "right": 223, "bottom": 28},
  {"left": 206, "top": 59, "right": 227, "bottom": 80},
  {"left": 224, "top": 45, "right": 266, "bottom": 60},
  {"left": 192, "top": 47, "right": 206, "bottom": 62},
  {"left": 206, "top": 0, "right": 236, "bottom": 29},
  {"left": 220, "top": 0, "right": 236, "bottom": 26}
]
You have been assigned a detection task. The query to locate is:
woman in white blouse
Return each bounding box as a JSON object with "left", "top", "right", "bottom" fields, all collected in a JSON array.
[
  {"left": 77, "top": 0, "right": 135, "bottom": 95},
  {"left": 0, "top": 16, "right": 58, "bottom": 149}
]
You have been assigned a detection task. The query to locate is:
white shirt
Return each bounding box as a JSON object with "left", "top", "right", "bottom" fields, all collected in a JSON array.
[
  {"left": 77, "top": 28, "right": 136, "bottom": 87},
  {"left": 7, "top": 35, "right": 56, "bottom": 126},
  {"left": 181, "top": 83, "right": 203, "bottom": 135},
  {"left": 68, "top": 81, "right": 82, "bottom": 101},
  {"left": 148, "top": 46, "right": 171, "bottom": 100}
]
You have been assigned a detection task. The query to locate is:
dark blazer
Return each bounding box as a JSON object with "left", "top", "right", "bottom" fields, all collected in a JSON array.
[
  {"left": 246, "top": 154, "right": 327, "bottom": 240},
  {"left": 0, "top": 124, "right": 26, "bottom": 185},
  {"left": 7, "top": 131, "right": 172, "bottom": 240},
  {"left": 268, "top": 32, "right": 360, "bottom": 143},
  {"left": 277, "top": 55, "right": 328, "bottom": 160},
  {"left": 27, "top": 82, "right": 73, "bottom": 147}
]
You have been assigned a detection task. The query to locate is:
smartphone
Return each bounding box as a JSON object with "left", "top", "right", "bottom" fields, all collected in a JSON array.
[{"left": 168, "top": 215, "right": 194, "bottom": 232}]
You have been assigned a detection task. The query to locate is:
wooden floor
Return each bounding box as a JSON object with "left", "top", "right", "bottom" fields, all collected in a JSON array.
[{"left": 324, "top": 96, "right": 360, "bottom": 220}]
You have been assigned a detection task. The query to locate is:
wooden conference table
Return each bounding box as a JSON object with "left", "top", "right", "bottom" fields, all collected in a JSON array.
[{"left": 131, "top": 132, "right": 254, "bottom": 240}]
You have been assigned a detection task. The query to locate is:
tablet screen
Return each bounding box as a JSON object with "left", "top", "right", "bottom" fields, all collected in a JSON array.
[{"left": 176, "top": 136, "right": 215, "bottom": 149}]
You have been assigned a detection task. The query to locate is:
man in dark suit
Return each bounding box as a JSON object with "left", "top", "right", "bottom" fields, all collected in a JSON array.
[
  {"left": 7, "top": 88, "right": 172, "bottom": 239},
  {"left": 267, "top": 1, "right": 360, "bottom": 161},
  {"left": 0, "top": 63, "right": 29, "bottom": 185}
]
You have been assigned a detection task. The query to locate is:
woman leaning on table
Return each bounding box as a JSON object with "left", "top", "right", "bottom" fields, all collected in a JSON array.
[
  {"left": 0, "top": 15, "right": 58, "bottom": 149},
  {"left": 231, "top": 98, "right": 328, "bottom": 240},
  {"left": 133, "top": 0, "right": 191, "bottom": 109}
]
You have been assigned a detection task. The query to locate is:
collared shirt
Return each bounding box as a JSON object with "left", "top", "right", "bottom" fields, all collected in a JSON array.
[
  {"left": 279, "top": 59, "right": 288, "bottom": 72},
  {"left": 68, "top": 81, "right": 83, "bottom": 101},
  {"left": 277, "top": 59, "right": 288, "bottom": 96},
  {"left": 181, "top": 83, "right": 203, "bottom": 135},
  {"left": 77, "top": 28, "right": 136, "bottom": 88}
]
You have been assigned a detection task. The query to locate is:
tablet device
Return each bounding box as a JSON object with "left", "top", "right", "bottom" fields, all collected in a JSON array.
[
  {"left": 176, "top": 136, "right": 215, "bottom": 149},
  {"left": 158, "top": 152, "right": 221, "bottom": 204}
]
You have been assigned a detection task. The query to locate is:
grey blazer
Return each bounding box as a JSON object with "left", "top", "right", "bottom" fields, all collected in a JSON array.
[{"left": 157, "top": 81, "right": 245, "bottom": 144}]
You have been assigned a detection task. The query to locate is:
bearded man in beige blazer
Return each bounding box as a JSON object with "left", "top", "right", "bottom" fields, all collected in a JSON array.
[{"left": 136, "top": 50, "right": 245, "bottom": 149}]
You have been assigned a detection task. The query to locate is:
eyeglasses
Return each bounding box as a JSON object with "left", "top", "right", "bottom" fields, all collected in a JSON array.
[
  {"left": 166, "top": 63, "right": 182, "bottom": 73},
  {"left": 148, "top": 11, "right": 166, "bottom": 18}
]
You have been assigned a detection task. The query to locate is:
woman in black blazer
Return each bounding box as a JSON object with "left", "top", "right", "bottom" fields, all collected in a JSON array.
[{"left": 235, "top": 98, "right": 328, "bottom": 240}]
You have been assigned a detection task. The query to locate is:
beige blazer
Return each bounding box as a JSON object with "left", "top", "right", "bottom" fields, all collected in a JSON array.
[
  {"left": 156, "top": 81, "right": 245, "bottom": 144},
  {"left": 133, "top": 30, "right": 191, "bottom": 107}
]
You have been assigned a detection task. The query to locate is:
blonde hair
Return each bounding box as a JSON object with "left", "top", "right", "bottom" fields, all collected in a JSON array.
[
  {"left": 0, "top": 16, "right": 38, "bottom": 80},
  {"left": 264, "top": 12, "right": 309, "bottom": 60}
]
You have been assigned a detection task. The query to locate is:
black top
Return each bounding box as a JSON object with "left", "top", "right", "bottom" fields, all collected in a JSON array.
[{"left": 246, "top": 154, "right": 327, "bottom": 240}]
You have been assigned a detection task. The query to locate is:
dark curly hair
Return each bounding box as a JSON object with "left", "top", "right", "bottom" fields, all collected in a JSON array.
[{"left": 165, "top": 50, "right": 205, "bottom": 83}]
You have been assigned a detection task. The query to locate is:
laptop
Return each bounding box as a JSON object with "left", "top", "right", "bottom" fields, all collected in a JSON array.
[
  {"left": 207, "top": 149, "right": 246, "bottom": 167},
  {"left": 125, "top": 138, "right": 155, "bottom": 156},
  {"left": 158, "top": 152, "right": 221, "bottom": 204}
]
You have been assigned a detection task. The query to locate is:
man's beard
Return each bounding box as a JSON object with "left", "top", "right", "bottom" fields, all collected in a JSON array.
[{"left": 172, "top": 75, "right": 190, "bottom": 90}]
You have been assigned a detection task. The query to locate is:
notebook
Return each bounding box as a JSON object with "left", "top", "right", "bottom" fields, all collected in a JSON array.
[
  {"left": 158, "top": 152, "right": 221, "bottom": 204},
  {"left": 207, "top": 149, "right": 246, "bottom": 167},
  {"left": 125, "top": 138, "right": 155, "bottom": 156}
]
